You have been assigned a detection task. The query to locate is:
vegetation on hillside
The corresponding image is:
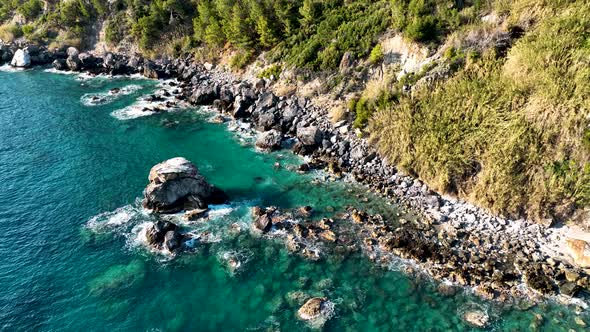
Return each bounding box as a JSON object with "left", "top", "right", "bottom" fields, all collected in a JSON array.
[
  {"left": 1, "top": 0, "right": 589, "bottom": 223},
  {"left": 372, "top": 1, "right": 590, "bottom": 222}
]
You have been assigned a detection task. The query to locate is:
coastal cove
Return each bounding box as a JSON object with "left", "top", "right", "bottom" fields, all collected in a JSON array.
[{"left": 0, "top": 68, "right": 588, "bottom": 331}]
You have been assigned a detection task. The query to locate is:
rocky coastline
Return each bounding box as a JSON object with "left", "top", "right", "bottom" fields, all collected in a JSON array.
[{"left": 3, "top": 42, "right": 590, "bottom": 306}]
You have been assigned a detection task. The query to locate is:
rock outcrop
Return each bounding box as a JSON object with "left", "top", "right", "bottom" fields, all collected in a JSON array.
[
  {"left": 297, "top": 297, "right": 330, "bottom": 320},
  {"left": 255, "top": 130, "right": 282, "bottom": 150},
  {"left": 145, "top": 220, "right": 183, "bottom": 251},
  {"left": 142, "top": 157, "right": 228, "bottom": 213},
  {"left": 10, "top": 49, "right": 31, "bottom": 68},
  {"left": 567, "top": 239, "right": 590, "bottom": 268}
]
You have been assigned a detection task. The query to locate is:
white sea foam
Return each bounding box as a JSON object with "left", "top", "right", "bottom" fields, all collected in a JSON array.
[
  {"left": 302, "top": 300, "right": 336, "bottom": 329},
  {"left": 208, "top": 204, "right": 235, "bottom": 219},
  {"left": 86, "top": 205, "right": 142, "bottom": 232},
  {"left": 43, "top": 68, "right": 77, "bottom": 75},
  {"left": 111, "top": 100, "right": 157, "bottom": 120},
  {"left": 0, "top": 64, "right": 25, "bottom": 72},
  {"left": 81, "top": 84, "right": 143, "bottom": 106}
]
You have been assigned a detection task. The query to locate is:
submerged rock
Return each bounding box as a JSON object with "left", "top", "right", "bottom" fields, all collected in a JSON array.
[{"left": 142, "top": 157, "right": 228, "bottom": 213}]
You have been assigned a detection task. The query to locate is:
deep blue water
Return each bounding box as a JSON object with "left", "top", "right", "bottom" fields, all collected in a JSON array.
[{"left": 0, "top": 68, "right": 587, "bottom": 331}]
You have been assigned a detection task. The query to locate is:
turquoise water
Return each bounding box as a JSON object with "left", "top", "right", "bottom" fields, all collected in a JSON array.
[{"left": 0, "top": 68, "right": 588, "bottom": 331}]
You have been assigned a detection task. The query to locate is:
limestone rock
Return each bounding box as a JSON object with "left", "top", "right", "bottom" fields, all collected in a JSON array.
[
  {"left": 297, "top": 297, "right": 328, "bottom": 320},
  {"left": 463, "top": 310, "right": 489, "bottom": 328},
  {"left": 10, "top": 49, "right": 31, "bottom": 68},
  {"left": 567, "top": 239, "right": 590, "bottom": 268},
  {"left": 142, "top": 157, "right": 228, "bottom": 213}
]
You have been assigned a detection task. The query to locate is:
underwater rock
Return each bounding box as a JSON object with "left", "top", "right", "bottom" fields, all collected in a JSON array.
[{"left": 142, "top": 157, "right": 228, "bottom": 213}]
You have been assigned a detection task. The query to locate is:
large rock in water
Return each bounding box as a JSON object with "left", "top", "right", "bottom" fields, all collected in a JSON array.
[
  {"left": 11, "top": 49, "right": 31, "bottom": 68},
  {"left": 297, "top": 297, "right": 330, "bottom": 320},
  {"left": 142, "top": 157, "right": 228, "bottom": 213}
]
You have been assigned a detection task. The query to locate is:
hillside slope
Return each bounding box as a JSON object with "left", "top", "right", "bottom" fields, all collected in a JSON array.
[{"left": 1, "top": 0, "right": 589, "bottom": 226}]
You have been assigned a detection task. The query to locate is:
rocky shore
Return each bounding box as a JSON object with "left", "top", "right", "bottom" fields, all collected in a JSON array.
[{"left": 3, "top": 42, "right": 589, "bottom": 304}]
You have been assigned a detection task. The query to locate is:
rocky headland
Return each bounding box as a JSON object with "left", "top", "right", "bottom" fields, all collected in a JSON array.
[{"left": 3, "top": 42, "right": 590, "bottom": 305}]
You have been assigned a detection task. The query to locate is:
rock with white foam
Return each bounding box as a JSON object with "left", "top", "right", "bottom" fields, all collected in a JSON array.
[
  {"left": 142, "top": 157, "right": 228, "bottom": 213},
  {"left": 297, "top": 297, "right": 334, "bottom": 326},
  {"left": 462, "top": 310, "right": 489, "bottom": 328},
  {"left": 10, "top": 49, "right": 31, "bottom": 68}
]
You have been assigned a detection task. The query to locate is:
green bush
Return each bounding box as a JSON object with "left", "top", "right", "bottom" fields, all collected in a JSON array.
[
  {"left": 22, "top": 24, "right": 34, "bottom": 37},
  {"left": 17, "top": 0, "right": 43, "bottom": 20},
  {"left": 257, "top": 64, "right": 282, "bottom": 79},
  {"left": 230, "top": 50, "right": 254, "bottom": 70},
  {"left": 105, "top": 13, "right": 129, "bottom": 46},
  {"left": 369, "top": 44, "right": 384, "bottom": 64},
  {"left": 404, "top": 14, "right": 437, "bottom": 42}
]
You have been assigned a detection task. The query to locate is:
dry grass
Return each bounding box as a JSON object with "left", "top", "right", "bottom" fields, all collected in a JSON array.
[
  {"left": 329, "top": 105, "right": 347, "bottom": 123},
  {"left": 0, "top": 23, "right": 20, "bottom": 42},
  {"left": 371, "top": 1, "right": 590, "bottom": 222}
]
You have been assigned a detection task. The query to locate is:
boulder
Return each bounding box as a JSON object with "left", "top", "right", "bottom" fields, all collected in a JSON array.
[
  {"left": 78, "top": 52, "right": 98, "bottom": 69},
  {"left": 567, "top": 239, "right": 590, "bottom": 268},
  {"left": 232, "top": 95, "right": 254, "bottom": 118},
  {"left": 253, "top": 213, "right": 272, "bottom": 233},
  {"left": 297, "top": 297, "right": 329, "bottom": 320},
  {"left": 66, "top": 54, "right": 81, "bottom": 71},
  {"left": 66, "top": 47, "right": 79, "bottom": 58},
  {"left": 10, "top": 49, "right": 31, "bottom": 68},
  {"left": 163, "top": 230, "right": 183, "bottom": 251},
  {"left": 142, "top": 157, "right": 228, "bottom": 213},
  {"left": 256, "top": 92, "right": 277, "bottom": 112},
  {"left": 144, "top": 61, "right": 165, "bottom": 79},
  {"left": 24, "top": 45, "right": 39, "bottom": 56},
  {"left": 339, "top": 52, "right": 354, "bottom": 72},
  {"left": 145, "top": 220, "right": 179, "bottom": 247},
  {"left": 0, "top": 45, "right": 12, "bottom": 62},
  {"left": 257, "top": 111, "right": 278, "bottom": 131},
  {"left": 52, "top": 59, "right": 67, "bottom": 70},
  {"left": 255, "top": 130, "right": 282, "bottom": 151},
  {"left": 297, "top": 126, "right": 323, "bottom": 146},
  {"left": 190, "top": 84, "right": 219, "bottom": 105}
]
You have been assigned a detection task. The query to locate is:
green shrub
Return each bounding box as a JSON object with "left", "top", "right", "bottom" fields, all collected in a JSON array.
[
  {"left": 105, "top": 13, "right": 129, "bottom": 46},
  {"left": 257, "top": 64, "right": 282, "bottom": 79},
  {"left": 353, "top": 97, "right": 371, "bottom": 128},
  {"left": 404, "top": 14, "right": 437, "bottom": 42},
  {"left": 17, "top": 0, "right": 43, "bottom": 20},
  {"left": 22, "top": 24, "right": 35, "bottom": 37},
  {"left": 230, "top": 50, "right": 254, "bottom": 70},
  {"left": 369, "top": 44, "right": 384, "bottom": 64}
]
